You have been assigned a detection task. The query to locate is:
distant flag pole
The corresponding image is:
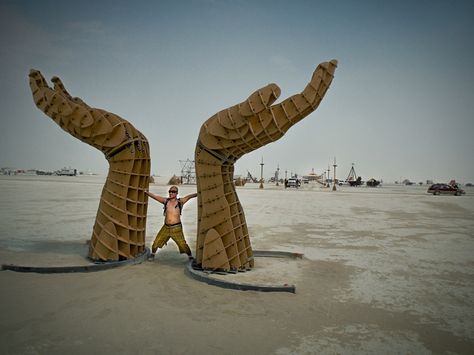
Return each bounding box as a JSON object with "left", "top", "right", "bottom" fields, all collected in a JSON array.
[{"left": 276, "top": 164, "right": 280, "bottom": 186}]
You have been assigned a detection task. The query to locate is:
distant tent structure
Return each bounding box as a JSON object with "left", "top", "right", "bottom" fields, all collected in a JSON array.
[
  {"left": 303, "top": 168, "right": 325, "bottom": 185},
  {"left": 168, "top": 175, "right": 181, "bottom": 185}
]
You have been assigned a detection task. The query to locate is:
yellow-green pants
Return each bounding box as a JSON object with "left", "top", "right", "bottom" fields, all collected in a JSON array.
[{"left": 151, "top": 223, "right": 191, "bottom": 255}]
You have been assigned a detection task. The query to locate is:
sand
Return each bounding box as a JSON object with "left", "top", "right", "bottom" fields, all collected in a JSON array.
[{"left": 0, "top": 176, "right": 473, "bottom": 354}]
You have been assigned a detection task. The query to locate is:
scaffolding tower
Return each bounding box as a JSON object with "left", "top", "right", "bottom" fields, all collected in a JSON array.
[{"left": 179, "top": 159, "right": 196, "bottom": 184}]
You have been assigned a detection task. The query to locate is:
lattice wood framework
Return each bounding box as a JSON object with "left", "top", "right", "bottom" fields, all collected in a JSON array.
[
  {"left": 195, "top": 60, "right": 338, "bottom": 271},
  {"left": 29, "top": 70, "right": 150, "bottom": 261}
]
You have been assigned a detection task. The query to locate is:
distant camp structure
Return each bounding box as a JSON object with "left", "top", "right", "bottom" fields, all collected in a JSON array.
[
  {"left": 2, "top": 167, "right": 79, "bottom": 176},
  {"left": 179, "top": 159, "right": 196, "bottom": 184},
  {"left": 165, "top": 159, "right": 197, "bottom": 185},
  {"left": 232, "top": 171, "right": 262, "bottom": 186},
  {"left": 234, "top": 176, "right": 246, "bottom": 186},
  {"left": 303, "top": 168, "right": 325, "bottom": 185},
  {"left": 168, "top": 175, "right": 181, "bottom": 185},
  {"left": 346, "top": 164, "right": 363, "bottom": 186},
  {"left": 246, "top": 171, "right": 258, "bottom": 183}
]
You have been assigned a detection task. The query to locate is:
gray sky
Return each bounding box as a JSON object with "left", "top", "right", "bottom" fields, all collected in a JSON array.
[{"left": 0, "top": 0, "right": 473, "bottom": 183}]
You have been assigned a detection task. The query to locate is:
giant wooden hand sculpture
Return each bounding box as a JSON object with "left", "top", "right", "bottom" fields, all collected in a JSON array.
[
  {"left": 29, "top": 70, "right": 150, "bottom": 261},
  {"left": 195, "top": 60, "right": 337, "bottom": 271}
]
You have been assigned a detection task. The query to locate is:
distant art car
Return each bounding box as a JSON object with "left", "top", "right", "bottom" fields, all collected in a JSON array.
[
  {"left": 427, "top": 183, "right": 465, "bottom": 196},
  {"left": 366, "top": 178, "right": 381, "bottom": 187}
]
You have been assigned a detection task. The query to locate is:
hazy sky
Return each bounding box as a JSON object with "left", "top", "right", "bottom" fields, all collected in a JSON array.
[{"left": 0, "top": 0, "right": 473, "bottom": 183}]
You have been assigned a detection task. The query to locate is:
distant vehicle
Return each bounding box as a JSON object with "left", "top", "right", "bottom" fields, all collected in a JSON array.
[
  {"left": 366, "top": 178, "right": 380, "bottom": 187},
  {"left": 427, "top": 183, "right": 465, "bottom": 196},
  {"left": 56, "top": 167, "right": 77, "bottom": 176},
  {"left": 286, "top": 178, "right": 299, "bottom": 188}
]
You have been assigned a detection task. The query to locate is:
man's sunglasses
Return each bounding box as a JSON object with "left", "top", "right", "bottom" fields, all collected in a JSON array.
[{"left": 169, "top": 190, "right": 178, "bottom": 193}]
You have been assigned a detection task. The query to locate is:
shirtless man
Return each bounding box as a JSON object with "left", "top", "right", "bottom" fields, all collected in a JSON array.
[{"left": 145, "top": 186, "right": 197, "bottom": 259}]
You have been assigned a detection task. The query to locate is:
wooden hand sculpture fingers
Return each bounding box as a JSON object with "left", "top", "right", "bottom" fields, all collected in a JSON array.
[
  {"left": 195, "top": 60, "right": 337, "bottom": 271},
  {"left": 29, "top": 70, "right": 151, "bottom": 261}
]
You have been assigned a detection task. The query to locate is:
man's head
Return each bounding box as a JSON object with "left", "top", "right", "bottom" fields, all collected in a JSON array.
[{"left": 168, "top": 186, "right": 178, "bottom": 197}]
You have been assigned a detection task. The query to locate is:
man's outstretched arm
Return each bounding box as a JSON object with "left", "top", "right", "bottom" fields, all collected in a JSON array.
[
  {"left": 180, "top": 193, "right": 198, "bottom": 205},
  {"left": 145, "top": 191, "right": 166, "bottom": 204}
]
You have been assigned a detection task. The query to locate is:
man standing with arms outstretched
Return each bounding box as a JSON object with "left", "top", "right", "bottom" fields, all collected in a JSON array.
[{"left": 145, "top": 186, "right": 197, "bottom": 259}]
